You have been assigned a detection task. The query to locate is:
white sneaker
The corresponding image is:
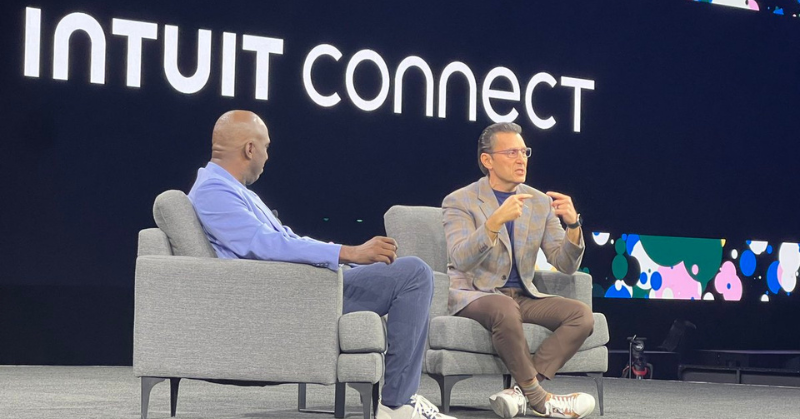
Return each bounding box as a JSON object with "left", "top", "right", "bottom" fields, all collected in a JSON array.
[
  {"left": 376, "top": 394, "right": 457, "bottom": 419},
  {"left": 488, "top": 385, "right": 527, "bottom": 418},
  {"left": 531, "top": 392, "right": 596, "bottom": 419}
]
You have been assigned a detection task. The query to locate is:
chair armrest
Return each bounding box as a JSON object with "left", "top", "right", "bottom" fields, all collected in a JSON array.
[
  {"left": 339, "top": 311, "right": 385, "bottom": 353},
  {"left": 533, "top": 270, "right": 593, "bottom": 309},
  {"left": 138, "top": 228, "right": 171, "bottom": 256},
  {"left": 133, "top": 255, "right": 343, "bottom": 384}
]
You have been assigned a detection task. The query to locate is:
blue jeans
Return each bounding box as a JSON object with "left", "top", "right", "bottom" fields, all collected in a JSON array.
[{"left": 343, "top": 256, "right": 433, "bottom": 407}]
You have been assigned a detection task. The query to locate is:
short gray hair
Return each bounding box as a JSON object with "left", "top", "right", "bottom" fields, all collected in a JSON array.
[{"left": 477, "top": 122, "right": 522, "bottom": 175}]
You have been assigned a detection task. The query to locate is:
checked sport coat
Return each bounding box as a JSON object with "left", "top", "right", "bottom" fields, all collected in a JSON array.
[{"left": 442, "top": 176, "right": 585, "bottom": 315}]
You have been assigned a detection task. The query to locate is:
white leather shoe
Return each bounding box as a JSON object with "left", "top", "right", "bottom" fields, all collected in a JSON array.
[{"left": 488, "top": 385, "right": 527, "bottom": 418}]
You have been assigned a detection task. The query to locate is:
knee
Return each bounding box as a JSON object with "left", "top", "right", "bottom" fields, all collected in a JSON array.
[
  {"left": 490, "top": 305, "right": 523, "bottom": 332},
  {"left": 575, "top": 303, "right": 594, "bottom": 336},
  {"left": 394, "top": 256, "right": 433, "bottom": 296}
]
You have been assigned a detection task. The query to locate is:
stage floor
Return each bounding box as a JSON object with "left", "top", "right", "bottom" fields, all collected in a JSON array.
[{"left": 1, "top": 366, "right": 799, "bottom": 418}]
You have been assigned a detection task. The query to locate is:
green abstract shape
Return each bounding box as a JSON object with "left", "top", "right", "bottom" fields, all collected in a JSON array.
[
  {"left": 592, "top": 284, "right": 605, "bottom": 298},
  {"left": 632, "top": 285, "right": 650, "bottom": 299},
  {"left": 615, "top": 237, "right": 626, "bottom": 255},
  {"left": 581, "top": 267, "right": 590, "bottom": 274},
  {"left": 638, "top": 235, "right": 722, "bottom": 290},
  {"left": 612, "top": 254, "right": 628, "bottom": 280}
]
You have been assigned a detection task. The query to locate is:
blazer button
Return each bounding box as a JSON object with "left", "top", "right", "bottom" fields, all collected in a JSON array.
[{"left": 501, "top": 275, "right": 507, "bottom": 280}]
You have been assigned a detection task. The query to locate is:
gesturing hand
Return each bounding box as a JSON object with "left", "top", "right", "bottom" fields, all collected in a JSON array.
[
  {"left": 545, "top": 191, "right": 578, "bottom": 225},
  {"left": 486, "top": 193, "right": 533, "bottom": 232},
  {"left": 339, "top": 236, "right": 398, "bottom": 265}
]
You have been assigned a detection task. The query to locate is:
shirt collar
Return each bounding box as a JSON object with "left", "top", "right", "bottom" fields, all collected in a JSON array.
[{"left": 205, "top": 161, "right": 246, "bottom": 189}]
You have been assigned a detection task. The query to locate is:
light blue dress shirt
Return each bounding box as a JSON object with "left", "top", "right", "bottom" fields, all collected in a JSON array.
[{"left": 188, "top": 162, "right": 342, "bottom": 271}]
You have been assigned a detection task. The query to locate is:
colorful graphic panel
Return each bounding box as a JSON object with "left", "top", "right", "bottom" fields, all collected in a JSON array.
[{"left": 583, "top": 233, "right": 798, "bottom": 302}]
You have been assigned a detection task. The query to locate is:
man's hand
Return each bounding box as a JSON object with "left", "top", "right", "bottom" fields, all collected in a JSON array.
[
  {"left": 546, "top": 191, "right": 578, "bottom": 225},
  {"left": 485, "top": 193, "right": 533, "bottom": 232},
  {"left": 339, "top": 236, "right": 398, "bottom": 265}
]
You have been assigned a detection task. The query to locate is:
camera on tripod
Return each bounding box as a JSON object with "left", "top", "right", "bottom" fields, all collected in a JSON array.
[{"left": 622, "top": 335, "right": 653, "bottom": 379}]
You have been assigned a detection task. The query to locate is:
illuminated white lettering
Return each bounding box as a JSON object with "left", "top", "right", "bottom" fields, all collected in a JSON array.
[
  {"left": 438, "top": 62, "right": 477, "bottom": 121},
  {"left": 394, "top": 56, "right": 434, "bottom": 117},
  {"left": 242, "top": 35, "right": 284, "bottom": 100},
  {"left": 111, "top": 18, "right": 158, "bottom": 88},
  {"left": 24, "top": 7, "right": 41, "bottom": 78},
  {"left": 560, "top": 76, "right": 595, "bottom": 133},
  {"left": 303, "top": 44, "right": 342, "bottom": 107},
  {"left": 524, "top": 72, "right": 557, "bottom": 130},
  {"left": 482, "top": 67, "right": 520, "bottom": 123},
  {"left": 220, "top": 32, "right": 237, "bottom": 97},
  {"left": 163, "top": 25, "right": 211, "bottom": 94},
  {"left": 53, "top": 12, "right": 106, "bottom": 84},
  {"left": 345, "top": 50, "right": 390, "bottom": 112}
]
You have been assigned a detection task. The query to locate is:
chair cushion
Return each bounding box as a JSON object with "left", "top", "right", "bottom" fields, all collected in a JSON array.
[
  {"left": 429, "top": 313, "right": 609, "bottom": 354},
  {"left": 384, "top": 206, "right": 448, "bottom": 273},
  {"left": 152, "top": 190, "right": 217, "bottom": 258}
]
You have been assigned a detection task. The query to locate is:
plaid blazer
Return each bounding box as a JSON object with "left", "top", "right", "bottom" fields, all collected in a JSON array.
[{"left": 442, "top": 176, "right": 585, "bottom": 315}]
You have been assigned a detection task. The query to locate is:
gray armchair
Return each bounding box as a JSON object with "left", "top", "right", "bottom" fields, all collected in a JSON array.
[
  {"left": 134, "top": 190, "right": 385, "bottom": 419},
  {"left": 384, "top": 205, "right": 609, "bottom": 415}
]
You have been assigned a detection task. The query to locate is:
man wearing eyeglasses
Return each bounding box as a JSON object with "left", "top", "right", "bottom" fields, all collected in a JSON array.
[{"left": 442, "top": 122, "right": 595, "bottom": 419}]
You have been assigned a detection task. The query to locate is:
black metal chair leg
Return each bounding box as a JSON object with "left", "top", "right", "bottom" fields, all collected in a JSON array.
[
  {"left": 141, "top": 377, "right": 165, "bottom": 419},
  {"left": 169, "top": 378, "right": 181, "bottom": 417},
  {"left": 430, "top": 374, "right": 471, "bottom": 413},
  {"left": 588, "top": 373, "right": 604, "bottom": 416},
  {"left": 334, "top": 382, "right": 346, "bottom": 418},
  {"left": 297, "top": 383, "right": 307, "bottom": 411},
  {"left": 350, "top": 382, "right": 380, "bottom": 419}
]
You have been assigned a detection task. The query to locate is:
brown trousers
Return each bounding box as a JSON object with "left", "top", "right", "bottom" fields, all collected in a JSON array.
[{"left": 457, "top": 288, "right": 593, "bottom": 383}]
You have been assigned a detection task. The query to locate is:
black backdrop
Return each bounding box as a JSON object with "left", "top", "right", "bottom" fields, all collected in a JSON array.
[{"left": 1, "top": 0, "right": 798, "bottom": 364}]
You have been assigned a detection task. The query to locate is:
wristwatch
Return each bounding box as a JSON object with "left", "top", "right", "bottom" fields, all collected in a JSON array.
[{"left": 566, "top": 214, "right": 583, "bottom": 229}]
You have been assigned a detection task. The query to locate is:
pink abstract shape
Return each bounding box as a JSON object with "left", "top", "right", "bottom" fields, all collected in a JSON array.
[
  {"left": 714, "top": 261, "right": 743, "bottom": 301},
  {"left": 691, "top": 264, "right": 699, "bottom": 275},
  {"left": 651, "top": 262, "right": 702, "bottom": 300}
]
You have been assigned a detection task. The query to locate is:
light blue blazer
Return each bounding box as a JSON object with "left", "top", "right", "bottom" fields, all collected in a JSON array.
[{"left": 188, "top": 162, "right": 341, "bottom": 271}]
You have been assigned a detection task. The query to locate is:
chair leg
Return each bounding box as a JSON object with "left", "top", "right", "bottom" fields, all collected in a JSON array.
[
  {"left": 587, "top": 373, "right": 604, "bottom": 416},
  {"left": 334, "top": 382, "right": 346, "bottom": 418},
  {"left": 169, "top": 378, "right": 181, "bottom": 417},
  {"left": 503, "top": 374, "right": 512, "bottom": 389},
  {"left": 430, "top": 374, "right": 471, "bottom": 413},
  {"left": 350, "top": 382, "right": 380, "bottom": 419},
  {"left": 297, "top": 383, "right": 307, "bottom": 410},
  {"left": 141, "top": 377, "right": 165, "bottom": 419},
  {"left": 298, "top": 382, "right": 341, "bottom": 415}
]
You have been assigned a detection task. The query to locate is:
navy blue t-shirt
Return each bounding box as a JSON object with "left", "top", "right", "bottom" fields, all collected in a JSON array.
[{"left": 492, "top": 190, "right": 523, "bottom": 289}]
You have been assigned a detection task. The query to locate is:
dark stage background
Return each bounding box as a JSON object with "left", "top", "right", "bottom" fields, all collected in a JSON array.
[{"left": 1, "top": 0, "right": 798, "bottom": 365}]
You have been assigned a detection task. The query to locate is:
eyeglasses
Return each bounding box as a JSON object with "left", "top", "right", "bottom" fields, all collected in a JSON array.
[{"left": 486, "top": 147, "right": 532, "bottom": 159}]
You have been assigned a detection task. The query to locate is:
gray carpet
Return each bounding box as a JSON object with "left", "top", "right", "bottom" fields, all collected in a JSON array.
[{"left": 1, "top": 366, "right": 799, "bottom": 418}]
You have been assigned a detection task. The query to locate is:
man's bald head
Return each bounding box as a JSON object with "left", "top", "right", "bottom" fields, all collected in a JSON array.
[{"left": 210, "top": 110, "right": 271, "bottom": 185}]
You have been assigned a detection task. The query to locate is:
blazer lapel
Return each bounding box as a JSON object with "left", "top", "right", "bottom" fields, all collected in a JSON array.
[
  {"left": 513, "top": 183, "right": 532, "bottom": 270},
  {"left": 477, "top": 177, "right": 511, "bottom": 252}
]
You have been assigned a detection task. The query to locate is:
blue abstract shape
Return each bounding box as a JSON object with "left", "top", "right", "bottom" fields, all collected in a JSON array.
[
  {"left": 740, "top": 250, "right": 757, "bottom": 277},
  {"left": 626, "top": 234, "right": 640, "bottom": 255},
  {"left": 766, "top": 261, "right": 781, "bottom": 294},
  {"left": 639, "top": 272, "right": 647, "bottom": 285},
  {"left": 775, "top": 7, "right": 784, "bottom": 15},
  {"left": 604, "top": 285, "right": 632, "bottom": 299},
  {"left": 622, "top": 234, "right": 628, "bottom": 241},
  {"left": 767, "top": 245, "right": 773, "bottom": 254},
  {"left": 651, "top": 272, "right": 663, "bottom": 291},
  {"left": 727, "top": 283, "right": 731, "bottom": 290}
]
